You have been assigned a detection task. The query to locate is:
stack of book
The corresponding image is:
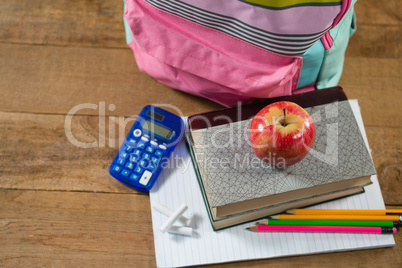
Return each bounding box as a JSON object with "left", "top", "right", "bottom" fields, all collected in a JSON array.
[{"left": 185, "top": 87, "right": 376, "bottom": 230}]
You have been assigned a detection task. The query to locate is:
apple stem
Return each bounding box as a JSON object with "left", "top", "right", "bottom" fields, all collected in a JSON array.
[{"left": 281, "top": 107, "right": 287, "bottom": 126}]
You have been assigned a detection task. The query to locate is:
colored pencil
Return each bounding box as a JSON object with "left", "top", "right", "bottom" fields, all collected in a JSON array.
[
  {"left": 286, "top": 209, "right": 402, "bottom": 215},
  {"left": 257, "top": 219, "right": 402, "bottom": 227},
  {"left": 270, "top": 214, "right": 402, "bottom": 221},
  {"left": 246, "top": 225, "right": 397, "bottom": 234}
]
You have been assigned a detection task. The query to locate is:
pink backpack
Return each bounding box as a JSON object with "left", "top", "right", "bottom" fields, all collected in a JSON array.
[{"left": 124, "top": 0, "right": 357, "bottom": 107}]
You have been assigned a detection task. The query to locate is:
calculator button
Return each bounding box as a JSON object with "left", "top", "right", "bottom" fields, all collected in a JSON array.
[
  {"left": 112, "top": 165, "right": 122, "bottom": 173},
  {"left": 134, "top": 166, "right": 143, "bottom": 174},
  {"left": 139, "top": 159, "right": 148, "bottom": 168},
  {"left": 147, "top": 163, "right": 156, "bottom": 171},
  {"left": 117, "top": 159, "right": 125, "bottom": 165},
  {"left": 139, "top": 170, "right": 153, "bottom": 186},
  {"left": 120, "top": 152, "right": 129, "bottom": 159},
  {"left": 159, "top": 144, "right": 167, "bottom": 150},
  {"left": 151, "top": 157, "right": 159, "bottom": 165},
  {"left": 130, "top": 173, "right": 140, "bottom": 181},
  {"left": 130, "top": 155, "right": 139, "bottom": 163},
  {"left": 143, "top": 153, "right": 151, "bottom": 160},
  {"left": 128, "top": 139, "right": 137, "bottom": 145},
  {"left": 145, "top": 146, "right": 154, "bottom": 153},
  {"left": 137, "top": 142, "right": 146, "bottom": 149},
  {"left": 125, "top": 162, "right": 134, "bottom": 169},
  {"left": 155, "top": 150, "right": 163, "bottom": 157},
  {"left": 141, "top": 136, "right": 149, "bottom": 142},
  {"left": 150, "top": 140, "right": 158, "bottom": 146},
  {"left": 133, "top": 149, "right": 142, "bottom": 157},
  {"left": 121, "top": 169, "right": 130, "bottom": 177},
  {"left": 133, "top": 129, "right": 142, "bottom": 137},
  {"left": 125, "top": 145, "right": 134, "bottom": 152}
]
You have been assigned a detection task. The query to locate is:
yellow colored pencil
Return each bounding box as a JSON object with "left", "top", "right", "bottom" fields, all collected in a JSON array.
[
  {"left": 287, "top": 209, "right": 402, "bottom": 215},
  {"left": 270, "top": 214, "right": 402, "bottom": 221}
]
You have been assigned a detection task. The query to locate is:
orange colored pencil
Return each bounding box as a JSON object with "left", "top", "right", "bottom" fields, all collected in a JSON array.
[
  {"left": 270, "top": 214, "right": 402, "bottom": 221},
  {"left": 287, "top": 209, "right": 402, "bottom": 215}
]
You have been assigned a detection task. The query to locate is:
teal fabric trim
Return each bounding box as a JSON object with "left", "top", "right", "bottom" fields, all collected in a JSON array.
[
  {"left": 297, "top": 40, "right": 325, "bottom": 88},
  {"left": 317, "top": 3, "right": 356, "bottom": 89},
  {"left": 123, "top": 0, "right": 132, "bottom": 44}
]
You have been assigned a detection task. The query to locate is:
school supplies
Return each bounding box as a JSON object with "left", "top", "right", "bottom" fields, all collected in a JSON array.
[
  {"left": 185, "top": 87, "right": 375, "bottom": 230},
  {"left": 270, "top": 214, "right": 402, "bottom": 221},
  {"left": 152, "top": 202, "right": 192, "bottom": 226},
  {"left": 257, "top": 219, "right": 402, "bottom": 228},
  {"left": 287, "top": 209, "right": 402, "bottom": 215},
  {"left": 148, "top": 99, "right": 395, "bottom": 268},
  {"left": 246, "top": 225, "right": 397, "bottom": 234},
  {"left": 109, "top": 105, "right": 184, "bottom": 191},
  {"left": 152, "top": 202, "right": 193, "bottom": 237},
  {"left": 159, "top": 203, "right": 188, "bottom": 233},
  {"left": 167, "top": 226, "right": 193, "bottom": 237}
]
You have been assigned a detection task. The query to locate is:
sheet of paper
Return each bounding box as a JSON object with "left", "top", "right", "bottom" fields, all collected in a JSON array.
[{"left": 149, "top": 100, "right": 395, "bottom": 268}]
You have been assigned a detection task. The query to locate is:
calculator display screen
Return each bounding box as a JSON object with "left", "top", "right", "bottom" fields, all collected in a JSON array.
[{"left": 142, "top": 120, "right": 173, "bottom": 139}]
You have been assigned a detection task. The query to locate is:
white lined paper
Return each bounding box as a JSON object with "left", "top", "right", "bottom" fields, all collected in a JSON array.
[{"left": 149, "top": 100, "right": 395, "bottom": 268}]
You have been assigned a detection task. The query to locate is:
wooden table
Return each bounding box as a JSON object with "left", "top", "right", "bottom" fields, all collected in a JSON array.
[{"left": 1, "top": 0, "right": 401, "bottom": 267}]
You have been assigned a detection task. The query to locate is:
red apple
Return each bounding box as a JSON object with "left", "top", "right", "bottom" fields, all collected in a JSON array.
[{"left": 249, "top": 101, "right": 316, "bottom": 167}]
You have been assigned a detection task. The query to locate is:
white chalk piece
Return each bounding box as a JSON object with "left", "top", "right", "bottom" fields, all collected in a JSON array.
[
  {"left": 152, "top": 202, "right": 192, "bottom": 226},
  {"left": 167, "top": 225, "right": 193, "bottom": 237},
  {"left": 159, "top": 203, "right": 188, "bottom": 233}
]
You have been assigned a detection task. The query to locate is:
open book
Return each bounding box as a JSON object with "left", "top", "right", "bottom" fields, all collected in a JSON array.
[{"left": 186, "top": 87, "right": 376, "bottom": 229}]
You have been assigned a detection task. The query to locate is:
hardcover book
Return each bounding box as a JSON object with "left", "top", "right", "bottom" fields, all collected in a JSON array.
[{"left": 185, "top": 87, "right": 376, "bottom": 230}]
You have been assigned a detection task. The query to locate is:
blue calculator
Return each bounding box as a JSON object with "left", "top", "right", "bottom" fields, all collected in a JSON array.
[{"left": 109, "top": 105, "right": 185, "bottom": 191}]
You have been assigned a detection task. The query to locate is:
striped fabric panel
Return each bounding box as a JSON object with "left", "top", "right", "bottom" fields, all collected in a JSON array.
[
  {"left": 145, "top": 0, "right": 331, "bottom": 56},
  {"left": 240, "top": 0, "right": 342, "bottom": 10}
]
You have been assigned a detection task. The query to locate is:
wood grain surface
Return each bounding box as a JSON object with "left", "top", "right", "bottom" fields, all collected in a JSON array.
[{"left": 0, "top": 0, "right": 401, "bottom": 267}]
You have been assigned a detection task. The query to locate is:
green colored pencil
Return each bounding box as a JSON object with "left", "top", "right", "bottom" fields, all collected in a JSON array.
[{"left": 256, "top": 219, "right": 401, "bottom": 227}]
